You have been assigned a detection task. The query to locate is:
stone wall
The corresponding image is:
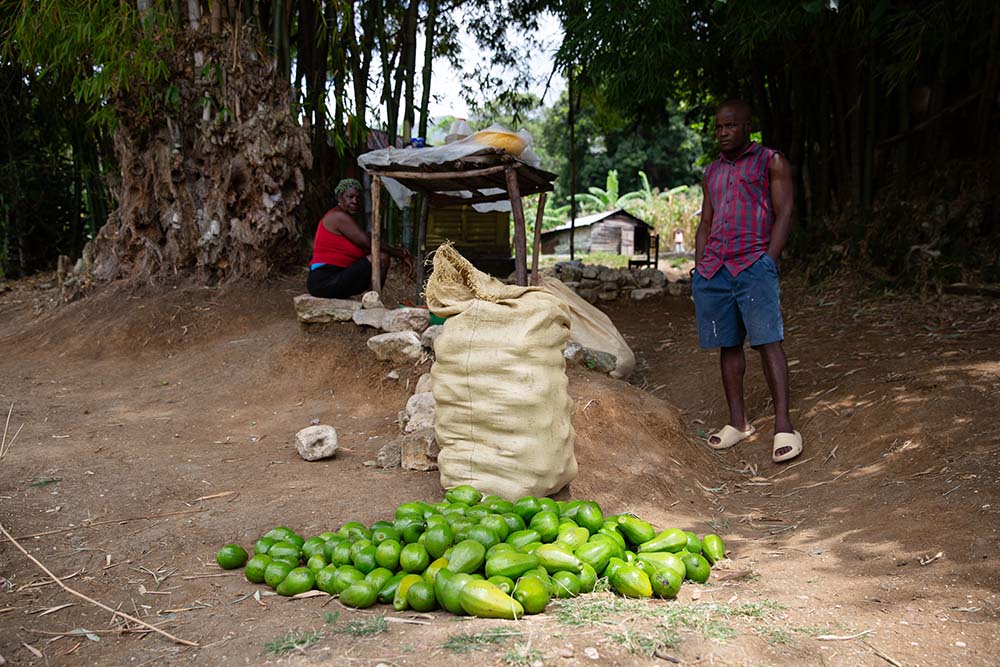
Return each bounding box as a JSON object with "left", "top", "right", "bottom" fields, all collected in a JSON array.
[{"left": 547, "top": 262, "right": 691, "bottom": 303}]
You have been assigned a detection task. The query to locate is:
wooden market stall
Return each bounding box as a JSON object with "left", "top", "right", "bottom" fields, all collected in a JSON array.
[{"left": 363, "top": 150, "right": 557, "bottom": 298}]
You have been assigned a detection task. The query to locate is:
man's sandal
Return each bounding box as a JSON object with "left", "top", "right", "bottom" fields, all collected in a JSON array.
[
  {"left": 707, "top": 424, "right": 756, "bottom": 450},
  {"left": 772, "top": 431, "right": 803, "bottom": 463}
]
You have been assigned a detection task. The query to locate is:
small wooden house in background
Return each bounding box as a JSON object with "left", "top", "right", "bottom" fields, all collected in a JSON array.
[
  {"left": 540, "top": 209, "right": 655, "bottom": 257},
  {"left": 427, "top": 206, "right": 513, "bottom": 277}
]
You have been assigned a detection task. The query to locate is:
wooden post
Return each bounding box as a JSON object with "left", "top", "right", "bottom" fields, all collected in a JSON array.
[
  {"left": 505, "top": 166, "right": 528, "bottom": 286},
  {"left": 416, "top": 194, "right": 430, "bottom": 304},
  {"left": 531, "top": 192, "right": 547, "bottom": 285},
  {"left": 371, "top": 175, "right": 383, "bottom": 294}
]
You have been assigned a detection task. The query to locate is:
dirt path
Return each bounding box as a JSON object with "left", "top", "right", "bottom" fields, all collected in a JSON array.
[{"left": 0, "top": 272, "right": 998, "bottom": 666}]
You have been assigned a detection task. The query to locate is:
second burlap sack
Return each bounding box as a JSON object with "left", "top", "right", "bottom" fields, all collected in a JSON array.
[{"left": 425, "top": 244, "right": 577, "bottom": 498}]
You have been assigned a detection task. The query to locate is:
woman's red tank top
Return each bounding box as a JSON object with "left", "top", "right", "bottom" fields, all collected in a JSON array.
[{"left": 311, "top": 211, "right": 366, "bottom": 268}]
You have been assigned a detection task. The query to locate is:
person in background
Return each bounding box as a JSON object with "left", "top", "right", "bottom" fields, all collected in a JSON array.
[
  {"left": 692, "top": 100, "right": 802, "bottom": 463},
  {"left": 307, "top": 179, "right": 412, "bottom": 299},
  {"left": 673, "top": 227, "right": 686, "bottom": 253}
]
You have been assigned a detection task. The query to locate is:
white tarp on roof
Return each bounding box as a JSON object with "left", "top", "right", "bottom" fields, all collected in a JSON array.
[{"left": 356, "top": 124, "right": 541, "bottom": 213}]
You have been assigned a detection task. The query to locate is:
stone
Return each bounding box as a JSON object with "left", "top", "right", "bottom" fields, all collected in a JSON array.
[
  {"left": 667, "top": 282, "right": 691, "bottom": 297},
  {"left": 558, "top": 266, "right": 582, "bottom": 282},
  {"left": 601, "top": 281, "right": 619, "bottom": 292},
  {"left": 576, "top": 288, "right": 598, "bottom": 304},
  {"left": 581, "top": 348, "right": 617, "bottom": 374},
  {"left": 361, "top": 291, "right": 384, "bottom": 309},
  {"left": 420, "top": 324, "right": 444, "bottom": 349},
  {"left": 618, "top": 269, "right": 638, "bottom": 288},
  {"left": 382, "top": 307, "right": 431, "bottom": 333},
  {"left": 637, "top": 272, "right": 653, "bottom": 288},
  {"left": 649, "top": 270, "right": 667, "bottom": 287},
  {"left": 597, "top": 289, "right": 619, "bottom": 301},
  {"left": 563, "top": 342, "right": 585, "bottom": 364},
  {"left": 581, "top": 265, "right": 599, "bottom": 279},
  {"left": 353, "top": 307, "right": 387, "bottom": 329},
  {"left": 404, "top": 391, "right": 436, "bottom": 433},
  {"left": 367, "top": 331, "right": 422, "bottom": 363},
  {"left": 293, "top": 294, "right": 359, "bottom": 324},
  {"left": 376, "top": 440, "right": 401, "bottom": 469},
  {"left": 415, "top": 373, "right": 433, "bottom": 394},
  {"left": 631, "top": 287, "right": 664, "bottom": 301},
  {"left": 386, "top": 370, "right": 400, "bottom": 380},
  {"left": 562, "top": 281, "right": 581, "bottom": 290},
  {"left": 579, "top": 278, "right": 601, "bottom": 289},
  {"left": 597, "top": 267, "right": 617, "bottom": 283},
  {"left": 294, "top": 425, "right": 339, "bottom": 461},
  {"left": 400, "top": 428, "right": 439, "bottom": 471}
]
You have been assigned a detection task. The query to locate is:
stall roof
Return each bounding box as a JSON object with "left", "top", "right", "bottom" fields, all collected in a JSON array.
[{"left": 363, "top": 150, "right": 557, "bottom": 208}]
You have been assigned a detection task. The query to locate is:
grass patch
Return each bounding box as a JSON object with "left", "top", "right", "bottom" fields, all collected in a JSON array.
[
  {"left": 442, "top": 627, "right": 523, "bottom": 654},
  {"left": 502, "top": 644, "right": 544, "bottom": 666},
  {"left": 263, "top": 629, "right": 324, "bottom": 657},
  {"left": 323, "top": 611, "right": 388, "bottom": 638},
  {"left": 337, "top": 614, "right": 388, "bottom": 637},
  {"left": 610, "top": 627, "right": 680, "bottom": 656},
  {"left": 555, "top": 595, "right": 784, "bottom": 646},
  {"left": 757, "top": 625, "right": 794, "bottom": 645}
]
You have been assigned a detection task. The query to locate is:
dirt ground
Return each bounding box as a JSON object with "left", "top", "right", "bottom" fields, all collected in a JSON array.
[{"left": 1, "top": 267, "right": 998, "bottom": 667}]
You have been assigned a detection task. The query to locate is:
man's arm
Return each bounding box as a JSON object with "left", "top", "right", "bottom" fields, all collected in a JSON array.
[
  {"left": 767, "top": 153, "right": 795, "bottom": 262},
  {"left": 694, "top": 174, "right": 714, "bottom": 266}
]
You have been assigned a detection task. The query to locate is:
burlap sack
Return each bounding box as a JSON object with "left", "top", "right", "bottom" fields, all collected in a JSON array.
[
  {"left": 425, "top": 245, "right": 577, "bottom": 499},
  {"left": 541, "top": 277, "right": 636, "bottom": 380}
]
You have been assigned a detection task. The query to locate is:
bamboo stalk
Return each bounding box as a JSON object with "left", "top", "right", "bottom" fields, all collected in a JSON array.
[{"left": 0, "top": 522, "right": 198, "bottom": 647}]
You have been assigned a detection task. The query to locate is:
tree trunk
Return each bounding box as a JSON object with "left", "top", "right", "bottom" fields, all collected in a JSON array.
[{"left": 91, "top": 25, "right": 311, "bottom": 284}]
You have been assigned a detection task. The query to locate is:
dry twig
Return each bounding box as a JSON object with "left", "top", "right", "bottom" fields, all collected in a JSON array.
[
  {"left": 0, "top": 521, "right": 198, "bottom": 647},
  {"left": 14, "top": 508, "right": 205, "bottom": 540}
]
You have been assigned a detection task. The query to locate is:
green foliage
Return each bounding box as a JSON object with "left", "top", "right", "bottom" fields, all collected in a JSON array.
[{"left": 1, "top": 0, "right": 176, "bottom": 129}]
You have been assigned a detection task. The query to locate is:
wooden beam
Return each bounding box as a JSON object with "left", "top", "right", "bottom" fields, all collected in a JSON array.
[
  {"left": 531, "top": 192, "right": 547, "bottom": 285},
  {"left": 428, "top": 184, "right": 554, "bottom": 208},
  {"left": 416, "top": 194, "right": 430, "bottom": 304},
  {"left": 371, "top": 175, "right": 383, "bottom": 294},
  {"left": 506, "top": 166, "right": 528, "bottom": 286},
  {"left": 369, "top": 162, "right": 518, "bottom": 183}
]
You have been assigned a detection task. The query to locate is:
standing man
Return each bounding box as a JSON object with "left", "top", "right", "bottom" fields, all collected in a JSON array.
[{"left": 692, "top": 100, "right": 802, "bottom": 463}]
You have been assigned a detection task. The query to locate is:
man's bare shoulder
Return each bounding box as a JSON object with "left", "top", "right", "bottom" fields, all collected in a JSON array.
[{"left": 768, "top": 152, "right": 792, "bottom": 176}]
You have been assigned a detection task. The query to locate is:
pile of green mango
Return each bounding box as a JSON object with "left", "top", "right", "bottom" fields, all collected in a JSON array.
[{"left": 216, "top": 485, "right": 727, "bottom": 619}]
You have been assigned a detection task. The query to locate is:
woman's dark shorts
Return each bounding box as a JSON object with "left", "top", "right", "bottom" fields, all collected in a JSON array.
[{"left": 307, "top": 258, "right": 372, "bottom": 299}]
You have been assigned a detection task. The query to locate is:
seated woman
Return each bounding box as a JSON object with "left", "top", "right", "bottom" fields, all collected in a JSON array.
[{"left": 307, "top": 179, "right": 412, "bottom": 299}]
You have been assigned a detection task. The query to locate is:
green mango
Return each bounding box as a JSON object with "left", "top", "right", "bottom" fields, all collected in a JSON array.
[
  {"left": 575, "top": 539, "right": 613, "bottom": 575},
  {"left": 616, "top": 515, "right": 656, "bottom": 547},
  {"left": 460, "top": 580, "right": 524, "bottom": 619},
  {"left": 535, "top": 543, "right": 583, "bottom": 574},
  {"left": 703, "top": 534, "right": 726, "bottom": 564},
  {"left": 448, "top": 539, "right": 486, "bottom": 574},
  {"left": 610, "top": 563, "right": 652, "bottom": 598},
  {"left": 638, "top": 528, "right": 689, "bottom": 553},
  {"left": 485, "top": 551, "right": 539, "bottom": 580}
]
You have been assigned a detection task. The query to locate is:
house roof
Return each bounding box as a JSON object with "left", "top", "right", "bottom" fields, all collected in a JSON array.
[{"left": 541, "top": 208, "right": 651, "bottom": 235}]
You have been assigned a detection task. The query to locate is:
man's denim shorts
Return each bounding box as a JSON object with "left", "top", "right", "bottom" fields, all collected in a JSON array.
[{"left": 692, "top": 254, "right": 784, "bottom": 349}]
